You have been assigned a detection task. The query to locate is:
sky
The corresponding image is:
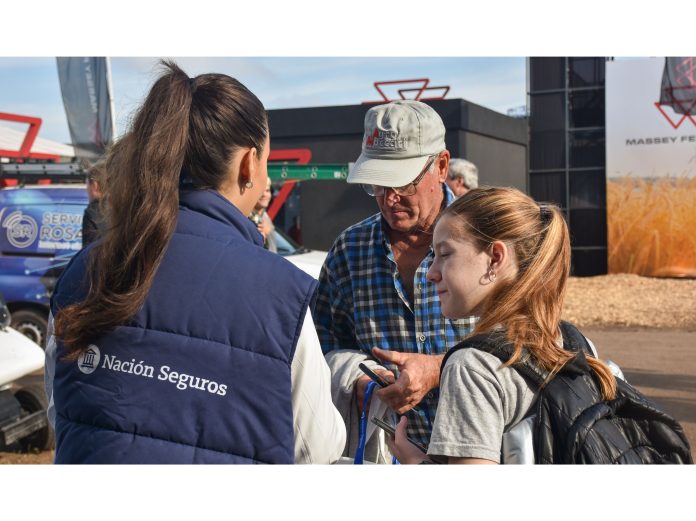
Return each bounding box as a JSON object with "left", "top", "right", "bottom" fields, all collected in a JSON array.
[
  {"left": 2, "top": 1, "right": 692, "bottom": 149},
  {"left": 0, "top": 57, "right": 526, "bottom": 145}
]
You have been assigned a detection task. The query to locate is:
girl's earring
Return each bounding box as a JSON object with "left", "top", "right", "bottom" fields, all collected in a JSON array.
[
  {"left": 245, "top": 181, "right": 253, "bottom": 189},
  {"left": 488, "top": 265, "right": 497, "bottom": 283}
]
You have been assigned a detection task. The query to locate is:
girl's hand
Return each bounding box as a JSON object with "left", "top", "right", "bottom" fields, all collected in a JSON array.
[{"left": 385, "top": 416, "right": 429, "bottom": 464}]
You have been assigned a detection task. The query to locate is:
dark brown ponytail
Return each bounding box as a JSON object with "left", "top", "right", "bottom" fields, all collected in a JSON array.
[{"left": 55, "top": 60, "right": 268, "bottom": 357}]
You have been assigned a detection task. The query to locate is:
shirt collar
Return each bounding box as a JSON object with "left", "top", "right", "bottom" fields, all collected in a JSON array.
[
  {"left": 443, "top": 182, "right": 456, "bottom": 206},
  {"left": 179, "top": 188, "right": 263, "bottom": 247}
]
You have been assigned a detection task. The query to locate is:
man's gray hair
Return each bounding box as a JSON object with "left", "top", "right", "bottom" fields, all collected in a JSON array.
[{"left": 448, "top": 158, "right": 479, "bottom": 189}]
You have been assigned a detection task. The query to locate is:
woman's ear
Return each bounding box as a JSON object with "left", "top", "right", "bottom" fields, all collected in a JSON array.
[
  {"left": 489, "top": 240, "right": 508, "bottom": 270},
  {"left": 490, "top": 240, "right": 518, "bottom": 278},
  {"left": 237, "top": 146, "right": 258, "bottom": 189}
]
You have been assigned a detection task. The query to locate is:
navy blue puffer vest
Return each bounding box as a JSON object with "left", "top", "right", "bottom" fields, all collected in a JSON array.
[{"left": 51, "top": 189, "right": 316, "bottom": 464}]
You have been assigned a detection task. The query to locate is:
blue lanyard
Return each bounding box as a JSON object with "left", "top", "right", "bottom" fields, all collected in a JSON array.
[
  {"left": 354, "top": 381, "right": 400, "bottom": 465},
  {"left": 354, "top": 381, "right": 378, "bottom": 465}
]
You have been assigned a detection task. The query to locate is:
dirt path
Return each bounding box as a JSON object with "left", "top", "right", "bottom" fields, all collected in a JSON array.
[{"left": 583, "top": 327, "right": 696, "bottom": 461}]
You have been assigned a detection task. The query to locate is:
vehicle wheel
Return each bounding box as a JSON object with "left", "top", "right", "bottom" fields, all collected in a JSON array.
[
  {"left": 13, "top": 383, "right": 55, "bottom": 452},
  {"left": 10, "top": 309, "right": 48, "bottom": 348}
]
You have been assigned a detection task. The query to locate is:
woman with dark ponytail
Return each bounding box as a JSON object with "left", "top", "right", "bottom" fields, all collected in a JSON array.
[
  {"left": 387, "top": 186, "right": 617, "bottom": 464},
  {"left": 45, "top": 61, "right": 345, "bottom": 464}
]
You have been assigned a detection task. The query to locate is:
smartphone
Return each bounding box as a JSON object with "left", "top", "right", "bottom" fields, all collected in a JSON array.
[
  {"left": 358, "top": 363, "right": 424, "bottom": 415},
  {"left": 371, "top": 417, "right": 428, "bottom": 453},
  {"left": 358, "top": 363, "right": 391, "bottom": 388}
]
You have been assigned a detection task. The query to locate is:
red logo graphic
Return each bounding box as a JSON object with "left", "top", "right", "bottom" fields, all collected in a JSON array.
[
  {"left": 365, "top": 128, "right": 380, "bottom": 146},
  {"left": 655, "top": 57, "right": 696, "bottom": 128},
  {"left": 654, "top": 100, "right": 696, "bottom": 129}
]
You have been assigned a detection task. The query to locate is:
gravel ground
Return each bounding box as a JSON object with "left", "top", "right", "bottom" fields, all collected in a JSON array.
[
  {"left": 563, "top": 274, "right": 696, "bottom": 330},
  {"left": 2, "top": 274, "right": 695, "bottom": 464},
  {"left": 0, "top": 450, "right": 53, "bottom": 464}
]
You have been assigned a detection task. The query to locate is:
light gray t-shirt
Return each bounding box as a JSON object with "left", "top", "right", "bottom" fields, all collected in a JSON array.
[
  {"left": 428, "top": 349, "right": 537, "bottom": 463},
  {"left": 428, "top": 336, "right": 598, "bottom": 463}
]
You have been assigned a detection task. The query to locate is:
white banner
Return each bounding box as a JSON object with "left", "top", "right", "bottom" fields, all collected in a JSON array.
[
  {"left": 606, "top": 57, "right": 696, "bottom": 179},
  {"left": 606, "top": 57, "right": 696, "bottom": 277}
]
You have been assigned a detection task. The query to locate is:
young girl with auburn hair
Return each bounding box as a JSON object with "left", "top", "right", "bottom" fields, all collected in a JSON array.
[
  {"left": 45, "top": 61, "right": 345, "bottom": 464},
  {"left": 388, "top": 186, "right": 617, "bottom": 464}
]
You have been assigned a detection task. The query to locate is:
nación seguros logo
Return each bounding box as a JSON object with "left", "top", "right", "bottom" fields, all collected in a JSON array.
[{"left": 77, "top": 345, "right": 101, "bottom": 374}]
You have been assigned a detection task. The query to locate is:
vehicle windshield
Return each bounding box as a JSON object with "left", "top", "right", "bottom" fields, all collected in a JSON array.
[{"left": 274, "top": 228, "right": 307, "bottom": 256}]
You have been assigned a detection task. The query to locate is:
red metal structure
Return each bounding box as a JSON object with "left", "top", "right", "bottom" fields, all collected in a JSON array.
[
  {"left": 0, "top": 112, "right": 62, "bottom": 187},
  {"left": 363, "top": 78, "right": 451, "bottom": 104},
  {"left": 266, "top": 148, "right": 312, "bottom": 220},
  {"left": 0, "top": 113, "right": 61, "bottom": 162}
]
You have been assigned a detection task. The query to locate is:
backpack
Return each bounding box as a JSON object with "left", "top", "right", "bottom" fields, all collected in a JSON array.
[{"left": 442, "top": 321, "right": 693, "bottom": 464}]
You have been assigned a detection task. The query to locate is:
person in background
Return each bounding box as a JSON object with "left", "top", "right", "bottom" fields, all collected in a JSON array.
[
  {"left": 387, "top": 187, "right": 613, "bottom": 464},
  {"left": 249, "top": 177, "right": 277, "bottom": 252},
  {"left": 445, "top": 158, "right": 478, "bottom": 197},
  {"left": 45, "top": 61, "right": 345, "bottom": 464},
  {"left": 313, "top": 100, "right": 475, "bottom": 462},
  {"left": 81, "top": 160, "right": 106, "bottom": 246}
]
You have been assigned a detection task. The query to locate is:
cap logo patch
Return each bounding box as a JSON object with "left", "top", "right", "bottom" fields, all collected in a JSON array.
[{"left": 365, "top": 128, "right": 408, "bottom": 150}]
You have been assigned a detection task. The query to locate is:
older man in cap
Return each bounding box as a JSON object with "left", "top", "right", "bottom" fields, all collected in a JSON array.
[{"left": 313, "top": 100, "right": 475, "bottom": 460}]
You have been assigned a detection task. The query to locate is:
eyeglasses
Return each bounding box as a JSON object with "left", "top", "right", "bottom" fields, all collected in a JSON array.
[{"left": 362, "top": 154, "right": 438, "bottom": 197}]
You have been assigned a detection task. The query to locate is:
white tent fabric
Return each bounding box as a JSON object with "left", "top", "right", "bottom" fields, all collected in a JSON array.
[{"left": 0, "top": 124, "right": 75, "bottom": 158}]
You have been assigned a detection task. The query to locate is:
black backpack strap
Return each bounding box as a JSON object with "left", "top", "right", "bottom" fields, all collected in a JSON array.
[
  {"left": 442, "top": 322, "right": 595, "bottom": 389},
  {"left": 559, "top": 321, "right": 594, "bottom": 356},
  {"left": 441, "top": 332, "right": 502, "bottom": 371},
  {"left": 442, "top": 332, "right": 548, "bottom": 388},
  {"left": 556, "top": 321, "right": 595, "bottom": 376}
]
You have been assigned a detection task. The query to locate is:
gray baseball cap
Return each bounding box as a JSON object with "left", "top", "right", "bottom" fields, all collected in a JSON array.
[{"left": 348, "top": 100, "right": 446, "bottom": 187}]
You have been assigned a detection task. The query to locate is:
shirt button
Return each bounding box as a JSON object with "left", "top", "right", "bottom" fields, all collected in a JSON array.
[{"left": 419, "top": 334, "right": 426, "bottom": 342}]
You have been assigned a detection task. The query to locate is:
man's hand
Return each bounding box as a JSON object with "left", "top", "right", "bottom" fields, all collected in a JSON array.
[
  {"left": 372, "top": 347, "right": 443, "bottom": 415},
  {"left": 356, "top": 368, "right": 395, "bottom": 413}
]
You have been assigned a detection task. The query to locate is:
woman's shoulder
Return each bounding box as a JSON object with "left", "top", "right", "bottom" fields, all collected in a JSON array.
[
  {"left": 443, "top": 347, "right": 536, "bottom": 392},
  {"left": 442, "top": 345, "right": 539, "bottom": 430}
]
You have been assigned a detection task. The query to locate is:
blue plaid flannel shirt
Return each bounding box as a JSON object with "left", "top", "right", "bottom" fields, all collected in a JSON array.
[{"left": 313, "top": 186, "right": 476, "bottom": 446}]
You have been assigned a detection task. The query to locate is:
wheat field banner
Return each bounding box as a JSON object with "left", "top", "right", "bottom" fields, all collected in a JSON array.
[{"left": 606, "top": 57, "right": 696, "bottom": 277}]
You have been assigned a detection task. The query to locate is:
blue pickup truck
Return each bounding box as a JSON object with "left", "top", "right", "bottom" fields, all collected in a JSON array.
[{"left": 0, "top": 184, "right": 86, "bottom": 346}]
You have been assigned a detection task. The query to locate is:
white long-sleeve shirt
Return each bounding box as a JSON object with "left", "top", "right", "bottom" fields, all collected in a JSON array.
[
  {"left": 290, "top": 309, "right": 346, "bottom": 463},
  {"left": 44, "top": 309, "right": 345, "bottom": 464}
]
